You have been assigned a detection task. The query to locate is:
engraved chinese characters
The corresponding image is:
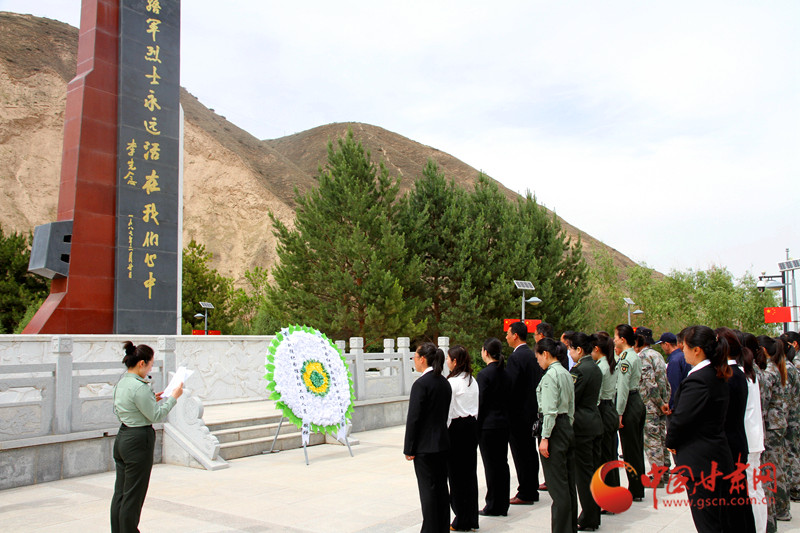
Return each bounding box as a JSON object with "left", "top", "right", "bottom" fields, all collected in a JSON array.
[{"left": 115, "top": 0, "right": 180, "bottom": 333}]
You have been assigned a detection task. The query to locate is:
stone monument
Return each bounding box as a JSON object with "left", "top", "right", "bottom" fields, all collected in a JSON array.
[{"left": 24, "top": 0, "right": 181, "bottom": 335}]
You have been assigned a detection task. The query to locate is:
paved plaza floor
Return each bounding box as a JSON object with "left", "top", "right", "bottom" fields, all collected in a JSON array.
[{"left": 2, "top": 423, "right": 799, "bottom": 532}]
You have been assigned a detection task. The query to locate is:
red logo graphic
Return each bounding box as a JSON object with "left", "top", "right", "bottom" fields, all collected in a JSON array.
[{"left": 590, "top": 460, "right": 636, "bottom": 514}]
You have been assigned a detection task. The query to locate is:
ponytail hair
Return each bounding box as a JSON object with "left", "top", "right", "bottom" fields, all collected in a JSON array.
[
  {"left": 122, "top": 341, "right": 154, "bottom": 369},
  {"left": 447, "top": 345, "right": 473, "bottom": 385},
  {"left": 615, "top": 324, "right": 635, "bottom": 347},
  {"left": 564, "top": 331, "right": 592, "bottom": 356},
  {"left": 483, "top": 337, "right": 505, "bottom": 369},
  {"left": 417, "top": 342, "right": 445, "bottom": 377},
  {"left": 757, "top": 335, "right": 787, "bottom": 386},
  {"left": 536, "top": 337, "right": 567, "bottom": 366},
  {"left": 681, "top": 325, "right": 731, "bottom": 381},
  {"left": 734, "top": 330, "right": 757, "bottom": 382},
  {"left": 591, "top": 331, "right": 616, "bottom": 374}
]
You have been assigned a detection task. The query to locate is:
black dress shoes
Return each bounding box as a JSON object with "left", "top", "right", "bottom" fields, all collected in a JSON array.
[
  {"left": 478, "top": 508, "right": 507, "bottom": 517},
  {"left": 577, "top": 526, "right": 598, "bottom": 532}
]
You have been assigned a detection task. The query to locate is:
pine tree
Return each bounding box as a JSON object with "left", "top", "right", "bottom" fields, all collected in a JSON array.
[
  {"left": 397, "top": 159, "right": 469, "bottom": 342},
  {"left": 0, "top": 226, "right": 49, "bottom": 333},
  {"left": 181, "top": 240, "right": 240, "bottom": 333},
  {"left": 267, "top": 130, "right": 427, "bottom": 347}
]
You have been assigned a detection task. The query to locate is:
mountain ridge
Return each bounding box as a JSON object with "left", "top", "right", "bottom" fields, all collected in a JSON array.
[{"left": 0, "top": 12, "right": 637, "bottom": 285}]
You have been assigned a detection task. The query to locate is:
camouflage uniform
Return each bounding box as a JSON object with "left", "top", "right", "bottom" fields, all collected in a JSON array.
[
  {"left": 785, "top": 363, "right": 800, "bottom": 501},
  {"left": 639, "top": 347, "right": 671, "bottom": 474},
  {"left": 761, "top": 360, "right": 790, "bottom": 532}
]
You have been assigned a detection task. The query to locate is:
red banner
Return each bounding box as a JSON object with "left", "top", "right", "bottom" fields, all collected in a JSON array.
[
  {"left": 764, "top": 307, "right": 792, "bottom": 323},
  {"left": 503, "top": 319, "right": 541, "bottom": 332},
  {"left": 191, "top": 329, "right": 222, "bottom": 335}
]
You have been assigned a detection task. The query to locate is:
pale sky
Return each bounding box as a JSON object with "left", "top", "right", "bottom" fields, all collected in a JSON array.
[{"left": 3, "top": 1, "right": 799, "bottom": 283}]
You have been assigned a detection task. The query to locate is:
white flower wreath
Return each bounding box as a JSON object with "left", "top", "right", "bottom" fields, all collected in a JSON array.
[{"left": 265, "top": 325, "right": 354, "bottom": 443}]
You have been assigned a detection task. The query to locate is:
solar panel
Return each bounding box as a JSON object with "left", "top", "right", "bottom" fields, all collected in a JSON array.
[
  {"left": 513, "top": 280, "right": 535, "bottom": 290},
  {"left": 779, "top": 259, "right": 800, "bottom": 272},
  {"left": 199, "top": 301, "right": 215, "bottom": 309},
  {"left": 623, "top": 297, "right": 635, "bottom": 305}
]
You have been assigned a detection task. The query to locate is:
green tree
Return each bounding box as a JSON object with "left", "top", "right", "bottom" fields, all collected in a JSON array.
[
  {"left": 626, "top": 264, "right": 777, "bottom": 335},
  {"left": 397, "top": 160, "right": 470, "bottom": 342},
  {"left": 181, "top": 239, "right": 240, "bottom": 334},
  {"left": 585, "top": 249, "right": 628, "bottom": 332},
  {"left": 267, "top": 129, "right": 427, "bottom": 347},
  {"left": 0, "top": 226, "right": 49, "bottom": 333}
]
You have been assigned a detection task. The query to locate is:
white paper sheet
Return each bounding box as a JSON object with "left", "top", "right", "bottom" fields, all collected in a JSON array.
[{"left": 162, "top": 366, "right": 193, "bottom": 398}]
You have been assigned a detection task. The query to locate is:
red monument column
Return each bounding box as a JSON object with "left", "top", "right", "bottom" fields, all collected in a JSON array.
[{"left": 24, "top": 0, "right": 119, "bottom": 333}]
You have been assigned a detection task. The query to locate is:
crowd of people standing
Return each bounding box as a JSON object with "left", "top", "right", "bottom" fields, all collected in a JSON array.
[{"left": 403, "top": 322, "right": 800, "bottom": 533}]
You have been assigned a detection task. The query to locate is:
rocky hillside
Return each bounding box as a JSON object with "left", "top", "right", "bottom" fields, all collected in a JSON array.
[{"left": 0, "top": 12, "right": 636, "bottom": 284}]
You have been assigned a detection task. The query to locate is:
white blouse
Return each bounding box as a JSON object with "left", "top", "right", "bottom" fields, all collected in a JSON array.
[
  {"left": 447, "top": 373, "right": 479, "bottom": 427},
  {"left": 736, "top": 362, "right": 765, "bottom": 454}
]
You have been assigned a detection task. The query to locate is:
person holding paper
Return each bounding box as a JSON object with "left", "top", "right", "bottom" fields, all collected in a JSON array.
[{"left": 111, "top": 341, "right": 183, "bottom": 533}]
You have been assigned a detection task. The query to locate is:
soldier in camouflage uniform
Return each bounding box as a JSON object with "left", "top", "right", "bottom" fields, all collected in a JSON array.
[
  {"left": 758, "top": 336, "right": 790, "bottom": 533},
  {"left": 634, "top": 328, "right": 671, "bottom": 485},
  {"left": 781, "top": 333, "right": 800, "bottom": 502}
]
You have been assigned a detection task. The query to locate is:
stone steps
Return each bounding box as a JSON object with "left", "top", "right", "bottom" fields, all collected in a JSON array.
[{"left": 205, "top": 405, "right": 326, "bottom": 461}]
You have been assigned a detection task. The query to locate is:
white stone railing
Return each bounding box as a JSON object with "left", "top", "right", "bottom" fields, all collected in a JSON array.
[{"left": 0, "top": 334, "right": 450, "bottom": 441}]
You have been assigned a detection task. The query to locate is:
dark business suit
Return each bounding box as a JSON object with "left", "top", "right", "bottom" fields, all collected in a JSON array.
[
  {"left": 667, "top": 363, "right": 744, "bottom": 533},
  {"left": 570, "top": 355, "right": 603, "bottom": 529},
  {"left": 506, "top": 342, "right": 543, "bottom": 502},
  {"left": 477, "top": 361, "right": 512, "bottom": 516},
  {"left": 404, "top": 369, "right": 452, "bottom": 533},
  {"left": 724, "top": 363, "right": 756, "bottom": 533}
]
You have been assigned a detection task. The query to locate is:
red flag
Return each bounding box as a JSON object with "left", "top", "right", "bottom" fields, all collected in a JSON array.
[
  {"left": 764, "top": 307, "right": 792, "bottom": 323},
  {"left": 503, "top": 319, "right": 542, "bottom": 332}
]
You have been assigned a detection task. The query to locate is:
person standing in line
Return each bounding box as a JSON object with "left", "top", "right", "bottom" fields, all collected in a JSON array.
[
  {"left": 476, "top": 338, "right": 512, "bottom": 517},
  {"left": 535, "top": 338, "right": 577, "bottom": 533},
  {"left": 715, "top": 327, "right": 756, "bottom": 533},
  {"left": 779, "top": 333, "right": 800, "bottom": 503},
  {"left": 737, "top": 331, "right": 768, "bottom": 533},
  {"left": 666, "top": 326, "right": 739, "bottom": 533},
  {"left": 534, "top": 322, "right": 554, "bottom": 344},
  {"left": 111, "top": 341, "right": 183, "bottom": 533},
  {"left": 634, "top": 328, "right": 671, "bottom": 485},
  {"left": 614, "top": 324, "right": 645, "bottom": 502},
  {"left": 757, "top": 335, "right": 790, "bottom": 533},
  {"left": 505, "top": 321, "right": 542, "bottom": 505},
  {"left": 564, "top": 332, "right": 603, "bottom": 531},
  {"left": 445, "top": 345, "right": 480, "bottom": 532},
  {"left": 534, "top": 321, "right": 554, "bottom": 493},
  {"left": 591, "top": 331, "right": 620, "bottom": 489},
  {"left": 560, "top": 331, "right": 576, "bottom": 370},
  {"left": 404, "top": 342, "right": 452, "bottom": 533},
  {"left": 657, "top": 332, "right": 690, "bottom": 412}
]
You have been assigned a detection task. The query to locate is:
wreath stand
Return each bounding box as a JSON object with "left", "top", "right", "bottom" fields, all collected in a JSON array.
[{"left": 266, "top": 417, "right": 354, "bottom": 465}]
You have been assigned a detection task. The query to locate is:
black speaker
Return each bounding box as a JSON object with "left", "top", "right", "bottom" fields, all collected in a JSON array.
[{"left": 28, "top": 220, "right": 73, "bottom": 279}]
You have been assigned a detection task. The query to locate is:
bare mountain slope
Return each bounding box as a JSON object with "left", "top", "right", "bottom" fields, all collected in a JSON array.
[{"left": 0, "top": 12, "right": 636, "bottom": 284}]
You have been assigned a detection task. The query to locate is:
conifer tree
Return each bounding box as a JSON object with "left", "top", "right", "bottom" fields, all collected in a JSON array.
[
  {"left": 267, "top": 130, "right": 427, "bottom": 347},
  {"left": 397, "top": 160, "right": 469, "bottom": 341}
]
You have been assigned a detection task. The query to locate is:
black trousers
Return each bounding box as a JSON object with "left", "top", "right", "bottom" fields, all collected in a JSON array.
[
  {"left": 111, "top": 424, "right": 155, "bottom": 533},
  {"left": 574, "top": 433, "right": 602, "bottom": 528},
  {"left": 509, "top": 419, "right": 540, "bottom": 501},
  {"left": 414, "top": 451, "right": 450, "bottom": 533},
  {"left": 447, "top": 417, "right": 479, "bottom": 530},
  {"left": 479, "top": 427, "right": 510, "bottom": 516},
  {"left": 540, "top": 415, "right": 577, "bottom": 533},
  {"left": 619, "top": 392, "right": 646, "bottom": 499},
  {"left": 598, "top": 399, "right": 620, "bottom": 487}
]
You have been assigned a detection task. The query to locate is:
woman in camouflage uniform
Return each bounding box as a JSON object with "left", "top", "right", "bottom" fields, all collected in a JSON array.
[
  {"left": 757, "top": 335, "right": 790, "bottom": 532},
  {"left": 779, "top": 333, "right": 800, "bottom": 504}
]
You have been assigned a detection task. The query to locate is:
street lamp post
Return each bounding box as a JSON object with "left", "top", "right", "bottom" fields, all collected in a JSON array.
[
  {"left": 198, "top": 301, "right": 214, "bottom": 335},
  {"left": 623, "top": 298, "right": 643, "bottom": 326},
  {"left": 513, "top": 280, "right": 540, "bottom": 321}
]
